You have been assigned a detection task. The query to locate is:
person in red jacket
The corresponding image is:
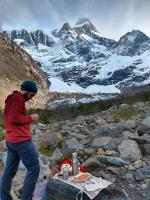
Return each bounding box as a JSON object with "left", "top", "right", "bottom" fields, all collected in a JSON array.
[{"left": 1, "top": 80, "right": 40, "bottom": 200}]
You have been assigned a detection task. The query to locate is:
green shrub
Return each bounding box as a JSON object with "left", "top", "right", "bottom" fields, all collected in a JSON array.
[
  {"left": 0, "top": 129, "right": 5, "bottom": 141},
  {"left": 112, "top": 106, "right": 140, "bottom": 120},
  {"left": 38, "top": 143, "right": 54, "bottom": 157}
]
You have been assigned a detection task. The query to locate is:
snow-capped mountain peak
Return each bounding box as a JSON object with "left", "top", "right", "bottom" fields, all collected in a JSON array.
[
  {"left": 114, "top": 30, "right": 150, "bottom": 56},
  {"left": 2, "top": 19, "right": 150, "bottom": 96},
  {"left": 119, "top": 30, "right": 149, "bottom": 43},
  {"left": 74, "top": 17, "right": 98, "bottom": 35}
]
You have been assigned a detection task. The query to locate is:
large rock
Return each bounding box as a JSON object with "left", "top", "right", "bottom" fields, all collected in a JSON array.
[
  {"left": 92, "top": 137, "right": 112, "bottom": 148},
  {"left": 137, "top": 125, "right": 150, "bottom": 136},
  {"left": 118, "top": 140, "right": 142, "bottom": 162},
  {"left": 90, "top": 122, "right": 127, "bottom": 138},
  {"left": 141, "top": 117, "right": 150, "bottom": 127},
  {"left": 94, "top": 155, "right": 129, "bottom": 166},
  {"left": 46, "top": 179, "right": 129, "bottom": 200},
  {"left": 62, "top": 138, "right": 83, "bottom": 155}
]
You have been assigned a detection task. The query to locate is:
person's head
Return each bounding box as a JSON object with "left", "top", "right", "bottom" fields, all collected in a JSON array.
[{"left": 20, "top": 80, "right": 38, "bottom": 101}]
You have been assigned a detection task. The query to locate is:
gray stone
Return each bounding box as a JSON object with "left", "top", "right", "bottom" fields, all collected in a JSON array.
[
  {"left": 90, "top": 122, "right": 127, "bottom": 138},
  {"left": 141, "top": 117, "right": 150, "bottom": 127},
  {"left": 133, "top": 160, "right": 143, "bottom": 169},
  {"left": 133, "top": 102, "right": 145, "bottom": 110},
  {"left": 62, "top": 138, "right": 83, "bottom": 155},
  {"left": 122, "top": 131, "right": 138, "bottom": 140},
  {"left": 0, "top": 140, "right": 7, "bottom": 151},
  {"left": 122, "top": 173, "right": 135, "bottom": 182},
  {"left": 123, "top": 120, "right": 136, "bottom": 129},
  {"left": 144, "top": 144, "right": 150, "bottom": 154},
  {"left": 37, "top": 123, "right": 47, "bottom": 130},
  {"left": 82, "top": 158, "right": 101, "bottom": 167},
  {"left": 118, "top": 104, "right": 129, "bottom": 110},
  {"left": 134, "top": 171, "right": 145, "bottom": 182},
  {"left": 137, "top": 125, "right": 150, "bottom": 136},
  {"left": 94, "top": 155, "right": 129, "bottom": 166},
  {"left": 118, "top": 140, "right": 142, "bottom": 162},
  {"left": 92, "top": 137, "right": 112, "bottom": 148},
  {"left": 52, "top": 148, "right": 63, "bottom": 162},
  {"left": 105, "top": 138, "right": 122, "bottom": 150},
  {"left": 44, "top": 132, "right": 63, "bottom": 148},
  {"left": 84, "top": 148, "right": 96, "bottom": 156},
  {"left": 69, "top": 132, "right": 87, "bottom": 140},
  {"left": 140, "top": 166, "right": 150, "bottom": 178}
]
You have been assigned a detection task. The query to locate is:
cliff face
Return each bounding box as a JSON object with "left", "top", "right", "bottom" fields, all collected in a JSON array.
[{"left": 0, "top": 32, "right": 49, "bottom": 109}]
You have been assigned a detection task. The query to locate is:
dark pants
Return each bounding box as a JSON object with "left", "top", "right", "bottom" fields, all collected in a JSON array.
[{"left": 0, "top": 140, "right": 40, "bottom": 200}]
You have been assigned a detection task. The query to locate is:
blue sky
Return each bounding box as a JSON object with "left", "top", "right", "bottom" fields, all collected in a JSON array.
[{"left": 0, "top": 0, "right": 150, "bottom": 40}]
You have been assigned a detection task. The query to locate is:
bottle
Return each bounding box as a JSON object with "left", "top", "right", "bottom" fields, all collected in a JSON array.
[
  {"left": 62, "top": 166, "right": 69, "bottom": 180},
  {"left": 72, "top": 152, "right": 79, "bottom": 176}
]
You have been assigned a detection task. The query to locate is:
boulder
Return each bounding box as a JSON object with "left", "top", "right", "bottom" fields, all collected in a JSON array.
[
  {"left": 46, "top": 179, "right": 130, "bottom": 200},
  {"left": 118, "top": 140, "right": 142, "bottom": 162}
]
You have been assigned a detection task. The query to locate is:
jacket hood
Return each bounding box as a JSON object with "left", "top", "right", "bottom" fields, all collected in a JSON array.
[{"left": 5, "top": 91, "right": 22, "bottom": 104}]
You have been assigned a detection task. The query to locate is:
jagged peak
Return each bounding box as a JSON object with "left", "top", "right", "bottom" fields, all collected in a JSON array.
[
  {"left": 61, "top": 23, "right": 72, "bottom": 31},
  {"left": 74, "top": 17, "right": 98, "bottom": 35},
  {"left": 119, "top": 29, "right": 149, "bottom": 43},
  {"left": 75, "top": 18, "right": 92, "bottom": 26}
]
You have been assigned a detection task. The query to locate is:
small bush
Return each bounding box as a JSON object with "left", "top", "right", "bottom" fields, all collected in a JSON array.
[
  {"left": 112, "top": 106, "right": 140, "bottom": 120},
  {"left": 0, "top": 128, "right": 6, "bottom": 141},
  {"left": 38, "top": 143, "right": 54, "bottom": 157}
]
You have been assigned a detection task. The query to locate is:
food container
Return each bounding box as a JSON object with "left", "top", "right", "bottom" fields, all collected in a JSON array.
[{"left": 62, "top": 166, "right": 69, "bottom": 180}]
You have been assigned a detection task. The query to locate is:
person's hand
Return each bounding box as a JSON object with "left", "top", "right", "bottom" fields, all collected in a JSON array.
[{"left": 30, "top": 114, "right": 39, "bottom": 122}]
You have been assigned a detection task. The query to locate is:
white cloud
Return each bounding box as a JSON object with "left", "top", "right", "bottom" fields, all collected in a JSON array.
[{"left": 0, "top": 0, "right": 150, "bottom": 39}]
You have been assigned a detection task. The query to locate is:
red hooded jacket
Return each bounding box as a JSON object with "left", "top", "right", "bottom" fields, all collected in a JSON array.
[{"left": 4, "top": 91, "right": 32, "bottom": 143}]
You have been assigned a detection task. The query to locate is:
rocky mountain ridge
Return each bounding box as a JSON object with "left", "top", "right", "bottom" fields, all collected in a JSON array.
[
  {"left": 2, "top": 18, "right": 150, "bottom": 96},
  {"left": 0, "top": 32, "right": 49, "bottom": 109}
]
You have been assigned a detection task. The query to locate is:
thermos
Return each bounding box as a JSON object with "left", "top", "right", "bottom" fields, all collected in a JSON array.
[{"left": 72, "top": 152, "right": 79, "bottom": 176}]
